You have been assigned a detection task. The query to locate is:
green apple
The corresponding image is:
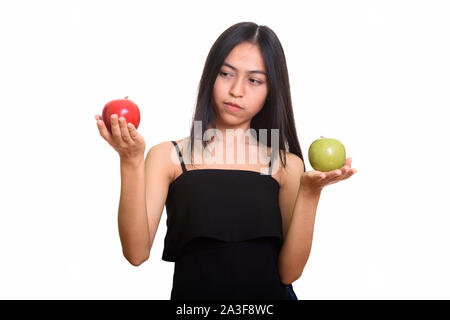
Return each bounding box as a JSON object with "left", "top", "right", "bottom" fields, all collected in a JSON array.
[{"left": 308, "top": 136, "right": 346, "bottom": 172}]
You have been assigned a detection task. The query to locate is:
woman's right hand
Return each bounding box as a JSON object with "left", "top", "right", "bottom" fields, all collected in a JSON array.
[{"left": 95, "top": 114, "right": 146, "bottom": 161}]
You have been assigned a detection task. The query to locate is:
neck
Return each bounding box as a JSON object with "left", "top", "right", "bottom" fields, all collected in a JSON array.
[{"left": 208, "top": 123, "right": 258, "bottom": 146}]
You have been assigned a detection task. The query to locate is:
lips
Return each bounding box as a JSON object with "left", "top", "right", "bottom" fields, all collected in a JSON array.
[{"left": 224, "top": 101, "right": 243, "bottom": 109}]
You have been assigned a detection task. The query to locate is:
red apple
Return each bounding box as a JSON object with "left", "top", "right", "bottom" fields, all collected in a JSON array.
[{"left": 102, "top": 96, "right": 140, "bottom": 133}]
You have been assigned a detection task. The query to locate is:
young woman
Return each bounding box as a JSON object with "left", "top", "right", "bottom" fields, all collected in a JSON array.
[{"left": 95, "top": 22, "right": 356, "bottom": 300}]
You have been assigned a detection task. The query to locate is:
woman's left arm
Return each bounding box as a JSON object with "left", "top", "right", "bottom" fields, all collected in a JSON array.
[{"left": 278, "top": 157, "right": 357, "bottom": 285}]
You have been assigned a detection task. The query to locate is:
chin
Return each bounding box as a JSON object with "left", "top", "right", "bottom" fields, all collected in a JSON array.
[{"left": 220, "top": 116, "right": 249, "bottom": 129}]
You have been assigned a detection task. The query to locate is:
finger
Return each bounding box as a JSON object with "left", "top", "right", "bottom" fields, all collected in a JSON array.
[
  {"left": 346, "top": 167, "right": 357, "bottom": 176},
  {"left": 127, "top": 122, "right": 139, "bottom": 141},
  {"left": 328, "top": 166, "right": 356, "bottom": 184},
  {"left": 96, "top": 118, "right": 113, "bottom": 143},
  {"left": 320, "top": 168, "right": 342, "bottom": 183},
  {"left": 327, "top": 169, "right": 343, "bottom": 178},
  {"left": 341, "top": 167, "right": 356, "bottom": 181},
  {"left": 315, "top": 167, "right": 344, "bottom": 179},
  {"left": 340, "top": 165, "right": 353, "bottom": 178},
  {"left": 118, "top": 117, "right": 133, "bottom": 143},
  {"left": 110, "top": 114, "right": 122, "bottom": 140},
  {"left": 95, "top": 114, "right": 103, "bottom": 121},
  {"left": 311, "top": 170, "right": 327, "bottom": 180},
  {"left": 344, "top": 157, "right": 352, "bottom": 168},
  {"left": 324, "top": 171, "right": 344, "bottom": 185}
]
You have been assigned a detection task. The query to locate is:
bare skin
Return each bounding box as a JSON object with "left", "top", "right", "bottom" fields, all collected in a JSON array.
[{"left": 95, "top": 41, "right": 357, "bottom": 274}]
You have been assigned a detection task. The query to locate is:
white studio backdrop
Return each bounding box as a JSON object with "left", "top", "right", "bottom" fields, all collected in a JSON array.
[{"left": 0, "top": 0, "right": 449, "bottom": 299}]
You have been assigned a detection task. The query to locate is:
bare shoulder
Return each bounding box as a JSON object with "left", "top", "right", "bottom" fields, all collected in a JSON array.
[
  {"left": 283, "top": 151, "right": 305, "bottom": 172},
  {"left": 279, "top": 150, "right": 305, "bottom": 187},
  {"left": 144, "top": 140, "right": 178, "bottom": 182},
  {"left": 144, "top": 137, "right": 190, "bottom": 182},
  {"left": 145, "top": 140, "right": 175, "bottom": 161}
]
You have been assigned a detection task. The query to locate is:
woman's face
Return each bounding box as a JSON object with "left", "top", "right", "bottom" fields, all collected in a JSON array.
[{"left": 212, "top": 42, "right": 269, "bottom": 128}]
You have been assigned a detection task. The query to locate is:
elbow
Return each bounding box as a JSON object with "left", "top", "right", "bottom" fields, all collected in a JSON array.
[
  {"left": 280, "top": 274, "right": 300, "bottom": 286},
  {"left": 127, "top": 256, "right": 148, "bottom": 267},
  {"left": 124, "top": 252, "right": 150, "bottom": 267},
  {"left": 280, "top": 268, "right": 304, "bottom": 286},
  {"left": 279, "top": 256, "right": 308, "bottom": 285}
]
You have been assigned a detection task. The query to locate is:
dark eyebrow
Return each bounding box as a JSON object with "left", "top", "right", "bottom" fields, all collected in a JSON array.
[{"left": 223, "top": 62, "right": 267, "bottom": 76}]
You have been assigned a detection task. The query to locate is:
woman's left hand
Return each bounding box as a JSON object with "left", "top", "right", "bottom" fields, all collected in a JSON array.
[{"left": 300, "top": 157, "right": 357, "bottom": 194}]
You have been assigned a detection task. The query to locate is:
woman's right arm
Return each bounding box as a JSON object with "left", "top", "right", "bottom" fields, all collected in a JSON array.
[
  {"left": 95, "top": 113, "right": 174, "bottom": 266},
  {"left": 118, "top": 155, "right": 149, "bottom": 266}
]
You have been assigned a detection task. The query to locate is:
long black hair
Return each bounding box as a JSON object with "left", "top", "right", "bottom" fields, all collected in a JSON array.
[{"left": 186, "top": 21, "right": 305, "bottom": 172}]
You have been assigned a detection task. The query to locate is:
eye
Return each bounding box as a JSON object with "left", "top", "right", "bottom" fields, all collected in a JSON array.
[
  {"left": 249, "top": 78, "right": 262, "bottom": 85},
  {"left": 219, "top": 71, "right": 231, "bottom": 77}
]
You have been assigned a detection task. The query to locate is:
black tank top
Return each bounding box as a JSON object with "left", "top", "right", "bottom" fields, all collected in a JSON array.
[{"left": 163, "top": 140, "right": 298, "bottom": 300}]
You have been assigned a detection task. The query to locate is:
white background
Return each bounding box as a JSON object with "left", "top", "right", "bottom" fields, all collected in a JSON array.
[{"left": 0, "top": 0, "right": 449, "bottom": 299}]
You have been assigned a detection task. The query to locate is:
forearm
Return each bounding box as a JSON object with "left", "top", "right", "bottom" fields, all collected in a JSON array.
[
  {"left": 118, "top": 156, "right": 150, "bottom": 265},
  {"left": 278, "top": 186, "right": 321, "bottom": 285}
]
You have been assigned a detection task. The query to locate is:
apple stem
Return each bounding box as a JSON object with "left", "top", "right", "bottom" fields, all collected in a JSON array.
[{"left": 124, "top": 96, "right": 129, "bottom": 99}]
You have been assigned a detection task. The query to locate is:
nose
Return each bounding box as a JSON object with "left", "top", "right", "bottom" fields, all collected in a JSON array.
[{"left": 229, "top": 76, "right": 245, "bottom": 97}]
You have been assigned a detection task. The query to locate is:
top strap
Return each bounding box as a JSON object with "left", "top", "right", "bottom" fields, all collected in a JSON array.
[
  {"left": 171, "top": 141, "right": 187, "bottom": 173},
  {"left": 268, "top": 149, "right": 275, "bottom": 176}
]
